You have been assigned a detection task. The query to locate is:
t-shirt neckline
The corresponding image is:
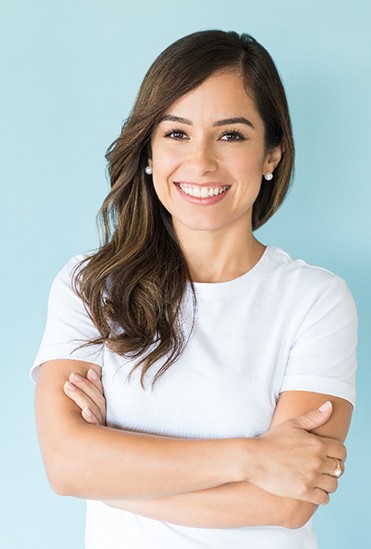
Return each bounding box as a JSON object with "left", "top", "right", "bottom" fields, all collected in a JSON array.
[{"left": 190, "top": 245, "right": 273, "bottom": 296}]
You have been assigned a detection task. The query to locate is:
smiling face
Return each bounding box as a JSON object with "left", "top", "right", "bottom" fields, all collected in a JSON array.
[{"left": 150, "top": 70, "right": 282, "bottom": 239}]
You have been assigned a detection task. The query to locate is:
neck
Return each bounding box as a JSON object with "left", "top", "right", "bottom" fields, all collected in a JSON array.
[{"left": 173, "top": 220, "right": 265, "bottom": 283}]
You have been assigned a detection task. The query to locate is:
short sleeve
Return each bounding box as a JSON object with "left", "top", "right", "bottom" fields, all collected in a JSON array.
[
  {"left": 280, "top": 277, "right": 357, "bottom": 407},
  {"left": 30, "top": 255, "right": 104, "bottom": 383}
]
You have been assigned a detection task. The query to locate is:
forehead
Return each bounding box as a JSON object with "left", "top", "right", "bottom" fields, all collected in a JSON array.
[{"left": 161, "top": 70, "right": 260, "bottom": 122}]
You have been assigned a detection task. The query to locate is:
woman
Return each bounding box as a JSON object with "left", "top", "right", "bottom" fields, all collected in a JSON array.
[{"left": 32, "top": 30, "right": 357, "bottom": 548}]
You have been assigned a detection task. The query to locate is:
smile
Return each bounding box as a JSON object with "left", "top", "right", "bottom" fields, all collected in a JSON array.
[
  {"left": 174, "top": 182, "right": 231, "bottom": 205},
  {"left": 178, "top": 183, "right": 230, "bottom": 198}
]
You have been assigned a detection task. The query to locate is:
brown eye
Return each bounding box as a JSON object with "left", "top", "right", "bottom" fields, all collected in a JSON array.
[
  {"left": 164, "top": 129, "right": 188, "bottom": 140},
  {"left": 220, "top": 130, "right": 246, "bottom": 141}
]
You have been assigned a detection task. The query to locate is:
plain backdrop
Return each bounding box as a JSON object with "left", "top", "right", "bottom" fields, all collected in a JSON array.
[{"left": 1, "top": 1, "right": 370, "bottom": 547}]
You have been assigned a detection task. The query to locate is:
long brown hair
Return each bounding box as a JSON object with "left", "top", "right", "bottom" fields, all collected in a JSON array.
[{"left": 74, "top": 30, "right": 295, "bottom": 387}]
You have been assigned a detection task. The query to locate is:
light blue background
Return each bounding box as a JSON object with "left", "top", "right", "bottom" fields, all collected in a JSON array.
[{"left": 1, "top": 1, "right": 370, "bottom": 547}]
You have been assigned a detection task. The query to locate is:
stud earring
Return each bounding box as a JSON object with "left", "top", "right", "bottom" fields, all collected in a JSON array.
[
  {"left": 145, "top": 165, "right": 153, "bottom": 175},
  {"left": 264, "top": 172, "right": 273, "bottom": 181}
]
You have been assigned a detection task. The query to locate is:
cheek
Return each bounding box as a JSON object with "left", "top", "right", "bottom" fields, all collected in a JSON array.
[
  {"left": 225, "top": 158, "right": 264, "bottom": 185},
  {"left": 156, "top": 159, "right": 176, "bottom": 179},
  {"left": 151, "top": 161, "right": 178, "bottom": 208},
  {"left": 152, "top": 159, "right": 185, "bottom": 214},
  {"left": 152, "top": 142, "right": 181, "bottom": 175}
]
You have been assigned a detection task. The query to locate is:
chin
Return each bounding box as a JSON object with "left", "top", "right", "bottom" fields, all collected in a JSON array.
[{"left": 175, "top": 217, "right": 229, "bottom": 233}]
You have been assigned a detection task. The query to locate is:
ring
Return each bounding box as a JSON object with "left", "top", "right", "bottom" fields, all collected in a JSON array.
[{"left": 331, "top": 458, "right": 343, "bottom": 478}]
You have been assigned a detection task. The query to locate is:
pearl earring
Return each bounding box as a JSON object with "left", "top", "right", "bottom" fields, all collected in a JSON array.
[
  {"left": 264, "top": 172, "right": 273, "bottom": 181},
  {"left": 145, "top": 165, "right": 153, "bottom": 175}
]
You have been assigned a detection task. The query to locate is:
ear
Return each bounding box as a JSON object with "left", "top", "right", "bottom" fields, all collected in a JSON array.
[{"left": 263, "top": 144, "right": 282, "bottom": 174}]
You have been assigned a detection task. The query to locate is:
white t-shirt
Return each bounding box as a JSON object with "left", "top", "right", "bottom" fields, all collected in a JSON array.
[{"left": 31, "top": 245, "right": 357, "bottom": 549}]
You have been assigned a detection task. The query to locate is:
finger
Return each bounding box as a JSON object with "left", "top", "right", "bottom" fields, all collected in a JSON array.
[
  {"left": 320, "top": 438, "right": 347, "bottom": 462},
  {"left": 323, "top": 456, "right": 345, "bottom": 477},
  {"left": 81, "top": 406, "right": 99, "bottom": 425},
  {"left": 69, "top": 372, "right": 106, "bottom": 414},
  {"left": 67, "top": 374, "right": 106, "bottom": 426},
  {"left": 86, "top": 368, "right": 104, "bottom": 395},
  {"left": 64, "top": 382, "right": 104, "bottom": 424},
  {"left": 309, "top": 488, "right": 330, "bottom": 505},
  {"left": 316, "top": 474, "right": 338, "bottom": 494},
  {"left": 64, "top": 381, "right": 101, "bottom": 417},
  {"left": 293, "top": 401, "right": 333, "bottom": 431},
  {"left": 64, "top": 382, "right": 105, "bottom": 425}
]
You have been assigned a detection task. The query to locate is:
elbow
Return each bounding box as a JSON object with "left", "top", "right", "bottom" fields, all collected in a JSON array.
[
  {"left": 283, "top": 514, "right": 308, "bottom": 530},
  {"left": 46, "top": 463, "right": 76, "bottom": 497},
  {"left": 39, "top": 426, "right": 92, "bottom": 498},
  {"left": 43, "top": 453, "right": 83, "bottom": 497},
  {"left": 48, "top": 469, "right": 86, "bottom": 498},
  {"left": 281, "top": 501, "right": 318, "bottom": 530},
  {"left": 49, "top": 474, "right": 71, "bottom": 497}
]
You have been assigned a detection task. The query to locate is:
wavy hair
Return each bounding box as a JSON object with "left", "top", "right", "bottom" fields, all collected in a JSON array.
[{"left": 74, "top": 30, "right": 295, "bottom": 387}]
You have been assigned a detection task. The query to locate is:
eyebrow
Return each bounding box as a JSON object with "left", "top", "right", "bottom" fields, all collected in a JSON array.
[{"left": 160, "top": 114, "right": 255, "bottom": 129}]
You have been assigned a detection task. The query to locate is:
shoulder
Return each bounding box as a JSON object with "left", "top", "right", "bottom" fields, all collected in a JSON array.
[
  {"left": 265, "top": 246, "right": 352, "bottom": 298},
  {"left": 51, "top": 252, "right": 95, "bottom": 289},
  {"left": 262, "top": 246, "right": 357, "bottom": 328},
  {"left": 57, "top": 252, "right": 95, "bottom": 275}
]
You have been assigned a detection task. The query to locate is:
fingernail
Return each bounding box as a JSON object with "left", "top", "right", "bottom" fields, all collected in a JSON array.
[
  {"left": 71, "top": 372, "right": 82, "bottom": 382},
  {"left": 83, "top": 407, "right": 93, "bottom": 417},
  {"left": 318, "top": 401, "right": 332, "bottom": 412},
  {"left": 88, "top": 369, "right": 98, "bottom": 381},
  {"left": 65, "top": 381, "right": 76, "bottom": 391}
]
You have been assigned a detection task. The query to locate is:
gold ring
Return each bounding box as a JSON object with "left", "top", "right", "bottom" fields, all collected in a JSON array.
[{"left": 331, "top": 458, "right": 343, "bottom": 478}]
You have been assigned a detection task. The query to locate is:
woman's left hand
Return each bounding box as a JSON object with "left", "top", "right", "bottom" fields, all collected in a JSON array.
[{"left": 63, "top": 368, "right": 106, "bottom": 425}]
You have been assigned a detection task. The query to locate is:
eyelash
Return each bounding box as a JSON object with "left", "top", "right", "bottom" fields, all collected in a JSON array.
[
  {"left": 164, "top": 129, "right": 187, "bottom": 140},
  {"left": 163, "top": 128, "right": 246, "bottom": 141},
  {"left": 221, "top": 129, "right": 246, "bottom": 141}
]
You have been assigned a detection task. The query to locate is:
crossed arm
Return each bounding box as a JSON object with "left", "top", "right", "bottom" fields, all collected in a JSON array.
[
  {"left": 99, "top": 393, "right": 350, "bottom": 529},
  {"left": 35, "top": 359, "right": 352, "bottom": 530}
]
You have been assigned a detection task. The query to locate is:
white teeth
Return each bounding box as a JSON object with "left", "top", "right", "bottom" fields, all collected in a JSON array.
[{"left": 179, "top": 184, "right": 229, "bottom": 198}]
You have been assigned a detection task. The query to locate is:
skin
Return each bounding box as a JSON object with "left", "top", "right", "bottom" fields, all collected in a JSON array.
[{"left": 35, "top": 70, "right": 352, "bottom": 529}]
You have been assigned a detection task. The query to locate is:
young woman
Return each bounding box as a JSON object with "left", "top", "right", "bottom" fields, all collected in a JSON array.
[{"left": 32, "top": 30, "right": 357, "bottom": 548}]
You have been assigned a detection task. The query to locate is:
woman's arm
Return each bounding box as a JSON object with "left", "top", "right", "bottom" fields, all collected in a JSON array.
[
  {"left": 35, "top": 359, "right": 246, "bottom": 499},
  {"left": 97, "top": 392, "right": 350, "bottom": 529},
  {"left": 103, "top": 481, "right": 310, "bottom": 529},
  {"left": 104, "top": 392, "right": 350, "bottom": 529},
  {"left": 64, "top": 372, "right": 312, "bottom": 528},
  {"left": 54, "top": 363, "right": 347, "bottom": 529}
]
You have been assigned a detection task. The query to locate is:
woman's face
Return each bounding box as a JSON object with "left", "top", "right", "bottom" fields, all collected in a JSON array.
[{"left": 150, "top": 70, "right": 281, "bottom": 237}]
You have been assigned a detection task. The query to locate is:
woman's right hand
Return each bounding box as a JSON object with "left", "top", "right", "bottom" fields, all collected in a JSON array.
[
  {"left": 246, "top": 401, "right": 346, "bottom": 504},
  {"left": 63, "top": 368, "right": 106, "bottom": 426}
]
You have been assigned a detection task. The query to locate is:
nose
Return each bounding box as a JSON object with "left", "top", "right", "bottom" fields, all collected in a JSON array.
[{"left": 186, "top": 140, "right": 218, "bottom": 176}]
